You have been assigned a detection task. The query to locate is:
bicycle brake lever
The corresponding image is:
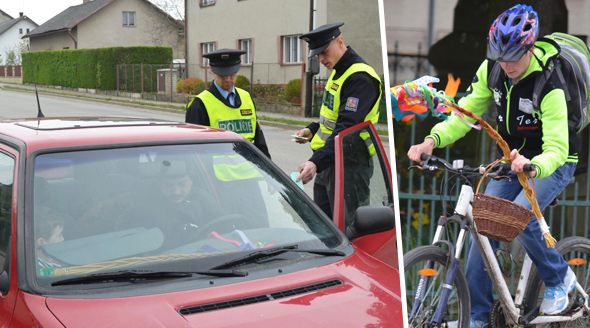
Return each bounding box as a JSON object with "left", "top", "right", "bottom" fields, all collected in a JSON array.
[
  {"left": 425, "top": 165, "right": 438, "bottom": 171},
  {"left": 488, "top": 163, "right": 513, "bottom": 180},
  {"left": 408, "top": 165, "right": 422, "bottom": 171},
  {"left": 418, "top": 162, "right": 438, "bottom": 171}
]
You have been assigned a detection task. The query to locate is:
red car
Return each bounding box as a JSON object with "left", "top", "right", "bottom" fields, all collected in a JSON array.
[{"left": 0, "top": 117, "right": 401, "bottom": 327}]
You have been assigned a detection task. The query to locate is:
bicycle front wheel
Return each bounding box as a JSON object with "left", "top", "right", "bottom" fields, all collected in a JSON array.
[{"left": 404, "top": 245, "right": 471, "bottom": 327}]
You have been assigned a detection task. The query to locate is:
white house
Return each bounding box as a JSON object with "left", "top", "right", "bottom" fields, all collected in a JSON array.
[{"left": 0, "top": 13, "right": 38, "bottom": 65}]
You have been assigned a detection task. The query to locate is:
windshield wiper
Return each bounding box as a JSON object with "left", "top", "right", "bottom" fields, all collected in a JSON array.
[
  {"left": 210, "top": 244, "right": 346, "bottom": 270},
  {"left": 51, "top": 269, "right": 247, "bottom": 286}
]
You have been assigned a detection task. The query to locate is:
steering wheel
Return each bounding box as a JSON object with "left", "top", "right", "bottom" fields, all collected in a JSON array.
[{"left": 193, "top": 213, "right": 259, "bottom": 240}]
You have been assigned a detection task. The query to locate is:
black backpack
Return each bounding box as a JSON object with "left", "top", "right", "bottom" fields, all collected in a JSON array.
[{"left": 488, "top": 32, "right": 590, "bottom": 133}]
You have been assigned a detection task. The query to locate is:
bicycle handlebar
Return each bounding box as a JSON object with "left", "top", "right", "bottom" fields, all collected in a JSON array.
[{"left": 417, "top": 154, "right": 535, "bottom": 178}]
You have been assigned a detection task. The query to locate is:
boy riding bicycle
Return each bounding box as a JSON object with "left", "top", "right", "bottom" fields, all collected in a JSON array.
[{"left": 408, "top": 4, "right": 578, "bottom": 327}]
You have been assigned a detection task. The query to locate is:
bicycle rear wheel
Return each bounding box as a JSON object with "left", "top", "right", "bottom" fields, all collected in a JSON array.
[
  {"left": 523, "top": 236, "right": 590, "bottom": 327},
  {"left": 404, "top": 245, "right": 471, "bottom": 327}
]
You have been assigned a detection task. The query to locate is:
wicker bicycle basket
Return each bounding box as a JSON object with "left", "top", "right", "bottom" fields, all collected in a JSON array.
[
  {"left": 472, "top": 162, "right": 532, "bottom": 242},
  {"left": 472, "top": 194, "right": 532, "bottom": 242}
]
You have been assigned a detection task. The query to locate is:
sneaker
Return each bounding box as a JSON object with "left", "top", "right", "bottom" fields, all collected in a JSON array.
[
  {"left": 540, "top": 268, "right": 577, "bottom": 315},
  {"left": 564, "top": 267, "right": 577, "bottom": 294}
]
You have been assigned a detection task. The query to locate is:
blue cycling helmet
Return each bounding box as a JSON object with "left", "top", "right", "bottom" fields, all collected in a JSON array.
[{"left": 487, "top": 4, "right": 539, "bottom": 62}]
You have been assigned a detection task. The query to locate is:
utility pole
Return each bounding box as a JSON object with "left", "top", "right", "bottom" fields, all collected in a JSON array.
[
  {"left": 426, "top": 0, "right": 434, "bottom": 75},
  {"left": 304, "top": 0, "right": 316, "bottom": 117}
]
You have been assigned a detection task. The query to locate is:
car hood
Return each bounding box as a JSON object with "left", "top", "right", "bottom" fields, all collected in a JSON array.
[{"left": 40, "top": 250, "right": 402, "bottom": 327}]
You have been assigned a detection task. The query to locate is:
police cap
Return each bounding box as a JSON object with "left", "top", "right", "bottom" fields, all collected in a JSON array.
[
  {"left": 299, "top": 22, "right": 344, "bottom": 56},
  {"left": 204, "top": 49, "right": 246, "bottom": 76}
]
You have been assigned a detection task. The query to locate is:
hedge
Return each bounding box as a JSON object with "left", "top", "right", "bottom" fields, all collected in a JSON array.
[
  {"left": 284, "top": 79, "right": 301, "bottom": 104},
  {"left": 235, "top": 75, "right": 250, "bottom": 90},
  {"left": 22, "top": 47, "right": 172, "bottom": 90}
]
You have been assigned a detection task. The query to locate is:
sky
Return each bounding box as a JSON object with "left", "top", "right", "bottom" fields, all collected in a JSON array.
[
  {"left": 0, "top": 0, "right": 182, "bottom": 26},
  {"left": 1, "top": 0, "right": 82, "bottom": 25}
]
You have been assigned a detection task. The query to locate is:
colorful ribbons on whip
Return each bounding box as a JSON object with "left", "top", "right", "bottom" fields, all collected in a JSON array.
[{"left": 390, "top": 74, "right": 461, "bottom": 122}]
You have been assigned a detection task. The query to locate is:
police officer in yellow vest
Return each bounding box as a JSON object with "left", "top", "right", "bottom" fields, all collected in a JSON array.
[
  {"left": 186, "top": 49, "right": 271, "bottom": 158},
  {"left": 295, "top": 22, "right": 382, "bottom": 218}
]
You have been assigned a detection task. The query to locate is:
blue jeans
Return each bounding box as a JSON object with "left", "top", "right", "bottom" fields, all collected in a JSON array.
[{"left": 466, "top": 162, "right": 576, "bottom": 322}]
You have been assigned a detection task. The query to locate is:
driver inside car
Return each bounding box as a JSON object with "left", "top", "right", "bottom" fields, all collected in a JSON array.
[{"left": 144, "top": 158, "right": 212, "bottom": 248}]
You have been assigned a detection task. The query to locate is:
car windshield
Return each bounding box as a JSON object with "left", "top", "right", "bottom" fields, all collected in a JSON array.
[{"left": 31, "top": 142, "right": 341, "bottom": 287}]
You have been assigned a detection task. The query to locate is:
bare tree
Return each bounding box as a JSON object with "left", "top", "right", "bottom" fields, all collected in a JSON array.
[
  {"left": 149, "top": 0, "right": 184, "bottom": 21},
  {"left": 146, "top": 0, "right": 184, "bottom": 59},
  {"left": 5, "top": 50, "right": 17, "bottom": 66}
]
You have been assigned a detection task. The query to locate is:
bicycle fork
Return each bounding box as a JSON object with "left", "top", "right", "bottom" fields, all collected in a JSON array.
[
  {"left": 408, "top": 222, "right": 449, "bottom": 323},
  {"left": 409, "top": 221, "right": 469, "bottom": 325},
  {"left": 428, "top": 184, "right": 473, "bottom": 324},
  {"left": 430, "top": 227, "right": 469, "bottom": 325},
  {"left": 410, "top": 185, "right": 475, "bottom": 326}
]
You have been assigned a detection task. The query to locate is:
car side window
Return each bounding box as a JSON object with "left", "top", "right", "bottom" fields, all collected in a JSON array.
[
  {"left": 341, "top": 126, "right": 392, "bottom": 227},
  {"left": 0, "top": 152, "right": 15, "bottom": 273}
]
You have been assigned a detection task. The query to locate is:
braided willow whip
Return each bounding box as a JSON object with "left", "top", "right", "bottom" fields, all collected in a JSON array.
[
  {"left": 392, "top": 80, "right": 556, "bottom": 247},
  {"left": 42, "top": 252, "right": 218, "bottom": 277}
]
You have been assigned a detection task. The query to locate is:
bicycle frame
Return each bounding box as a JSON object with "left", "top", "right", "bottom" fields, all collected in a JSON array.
[{"left": 415, "top": 183, "right": 590, "bottom": 326}]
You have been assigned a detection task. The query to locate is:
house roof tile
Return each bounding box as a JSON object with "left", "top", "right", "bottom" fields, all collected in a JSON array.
[
  {"left": 28, "top": 0, "right": 114, "bottom": 37},
  {"left": 0, "top": 9, "right": 13, "bottom": 20}
]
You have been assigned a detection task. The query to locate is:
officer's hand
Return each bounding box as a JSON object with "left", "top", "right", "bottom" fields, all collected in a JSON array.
[
  {"left": 407, "top": 139, "right": 435, "bottom": 163},
  {"left": 294, "top": 128, "right": 312, "bottom": 144},
  {"left": 510, "top": 149, "right": 536, "bottom": 178},
  {"left": 297, "top": 161, "right": 317, "bottom": 184}
]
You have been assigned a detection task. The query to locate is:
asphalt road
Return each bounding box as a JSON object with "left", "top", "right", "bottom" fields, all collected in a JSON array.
[{"left": 0, "top": 87, "right": 315, "bottom": 194}]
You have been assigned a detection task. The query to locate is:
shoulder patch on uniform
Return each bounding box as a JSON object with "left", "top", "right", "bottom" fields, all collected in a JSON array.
[
  {"left": 330, "top": 82, "right": 340, "bottom": 91},
  {"left": 344, "top": 97, "right": 359, "bottom": 112},
  {"left": 240, "top": 109, "right": 252, "bottom": 116}
]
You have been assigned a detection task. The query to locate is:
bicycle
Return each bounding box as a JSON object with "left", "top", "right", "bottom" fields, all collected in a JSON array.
[{"left": 404, "top": 154, "right": 590, "bottom": 327}]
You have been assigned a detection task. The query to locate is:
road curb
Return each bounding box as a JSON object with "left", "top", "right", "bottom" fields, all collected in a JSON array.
[
  {"left": 259, "top": 119, "right": 304, "bottom": 131},
  {"left": 1, "top": 84, "right": 185, "bottom": 114}
]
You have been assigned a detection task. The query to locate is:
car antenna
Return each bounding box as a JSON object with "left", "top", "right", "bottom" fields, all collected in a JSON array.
[{"left": 26, "top": 44, "right": 44, "bottom": 118}]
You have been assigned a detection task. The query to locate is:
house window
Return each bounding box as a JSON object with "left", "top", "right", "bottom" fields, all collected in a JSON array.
[
  {"left": 200, "top": 0, "right": 216, "bottom": 7},
  {"left": 239, "top": 39, "right": 252, "bottom": 65},
  {"left": 26, "top": 28, "right": 30, "bottom": 33},
  {"left": 19, "top": 28, "right": 23, "bottom": 34},
  {"left": 282, "top": 35, "right": 303, "bottom": 64},
  {"left": 201, "top": 42, "right": 216, "bottom": 66},
  {"left": 122, "top": 11, "right": 136, "bottom": 27}
]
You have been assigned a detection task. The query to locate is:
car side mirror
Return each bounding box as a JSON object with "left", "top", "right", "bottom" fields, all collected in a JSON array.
[
  {"left": 0, "top": 270, "right": 8, "bottom": 295},
  {"left": 308, "top": 55, "right": 320, "bottom": 75},
  {"left": 346, "top": 206, "right": 395, "bottom": 240}
]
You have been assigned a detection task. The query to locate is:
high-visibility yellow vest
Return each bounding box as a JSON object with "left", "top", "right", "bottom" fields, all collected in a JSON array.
[
  {"left": 310, "top": 63, "right": 381, "bottom": 155},
  {"left": 193, "top": 88, "right": 257, "bottom": 143},
  {"left": 212, "top": 154, "right": 262, "bottom": 182}
]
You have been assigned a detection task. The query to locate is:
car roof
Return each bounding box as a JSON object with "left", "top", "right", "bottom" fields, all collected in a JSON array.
[{"left": 0, "top": 117, "right": 242, "bottom": 153}]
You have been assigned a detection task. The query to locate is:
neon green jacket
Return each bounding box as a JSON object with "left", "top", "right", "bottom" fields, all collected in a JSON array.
[{"left": 426, "top": 44, "right": 577, "bottom": 179}]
